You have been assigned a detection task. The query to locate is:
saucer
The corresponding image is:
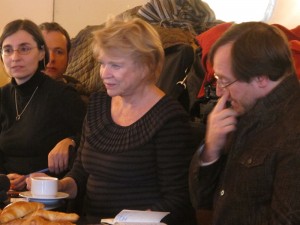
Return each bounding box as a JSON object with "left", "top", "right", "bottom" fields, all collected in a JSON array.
[
  {"left": 19, "top": 191, "right": 69, "bottom": 200},
  {"left": 19, "top": 191, "right": 69, "bottom": 210}
]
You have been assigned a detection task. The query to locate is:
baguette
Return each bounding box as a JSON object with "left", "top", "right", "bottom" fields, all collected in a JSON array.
[
  {"left": 22, "top": 215, "right": 75, "bottom": 225},
  {"left": 33, "top": 210, "right": 79, "bottom": 222},
  {"left": 0, "top": 202, "right": 44, "bottom": 224},
  {"left": 0, "top": 218, "right": 25, "bottom": 225}
]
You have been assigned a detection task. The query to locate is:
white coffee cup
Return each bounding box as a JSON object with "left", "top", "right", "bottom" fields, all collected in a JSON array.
[{"left": 31, "top": 176, "right": 58, "bottom": 197}]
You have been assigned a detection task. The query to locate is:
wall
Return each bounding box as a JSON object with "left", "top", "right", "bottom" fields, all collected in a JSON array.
[
  {"left": 0, "top": 0, "right": 53, "bottom": 34},
  {"left": 267, "top": 0, "right": 300, "bottom": 28},
  {"left": 0, "top": 0, "right": 299, "bottom": 37},
  {"left": 0, "top": 0, "right": 147, "bottom": 86},
  {"left": 0, "top": 0, "right": 148, "bottom": 38},
  {"left": 0, "top": 0, "right": 299, "bottom": 86},
  {"left": 54, "top": 0, "right": 148, "bottom": 38}
]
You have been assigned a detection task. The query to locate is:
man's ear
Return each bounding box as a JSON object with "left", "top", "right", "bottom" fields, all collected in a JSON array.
[{"left": 254, "top": 75, "right": 269, "bottom": 88}]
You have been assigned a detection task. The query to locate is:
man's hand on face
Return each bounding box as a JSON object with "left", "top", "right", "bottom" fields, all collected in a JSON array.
[{"left": 202, "top": 92, "right": 238, "bottom": 162}]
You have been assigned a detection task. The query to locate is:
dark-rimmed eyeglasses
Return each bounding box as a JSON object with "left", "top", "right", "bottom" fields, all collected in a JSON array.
[
  {"left": 214, "top": 73, "right": 238, "bottom": 89},
  {"left": 1, "top": 46, "right": 38, "bottom": 56}
]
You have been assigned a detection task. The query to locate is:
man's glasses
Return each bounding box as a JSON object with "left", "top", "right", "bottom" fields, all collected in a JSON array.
[
  {"left": 1, "top": 45, "right": 38, "bottom": 56},
  {"left": 214, "top": 73, "right": 238, "bottom": 89}
]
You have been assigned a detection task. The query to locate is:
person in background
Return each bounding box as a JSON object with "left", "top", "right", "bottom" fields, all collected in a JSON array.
[
  {"left": 39, "top": 22, "right": 89, "bottom": 103},
  {"left": 190, "top": 22, "right": 300, "bottom": 224},
  {"left": 28, "top": 18, "right": 197, "bottom": 225},
  {"left": 0, "top": 19, "right": 86, "bottom": 191}
]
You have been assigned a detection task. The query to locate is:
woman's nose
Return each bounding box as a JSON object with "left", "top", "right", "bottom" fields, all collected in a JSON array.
[
  {"left": 100, "top": 66, "right": 109, "bottom": 78},
  {"left": 11, "top": 51, "right": 22, "bottom": 60}
]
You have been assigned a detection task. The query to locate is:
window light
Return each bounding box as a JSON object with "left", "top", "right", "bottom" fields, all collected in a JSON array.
[{"left": 203, "top": 0, "right": 276, "bottom": 23}]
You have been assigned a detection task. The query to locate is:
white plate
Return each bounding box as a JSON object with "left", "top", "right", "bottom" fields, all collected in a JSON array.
[
  {"left": 19, "top": 191, "right": 69, "bottom": 200},
  {"left": 10, "top": 197, "right": 63, "bottom": 210},
  {"left": 28, "top": 199, "right": 63, "bottom": 210}
]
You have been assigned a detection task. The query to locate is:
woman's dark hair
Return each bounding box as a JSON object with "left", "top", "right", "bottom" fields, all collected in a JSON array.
[
  {"left": 208, "top": 22, "right": 295, "bottom": 82},
  {"left": 0, "top": 19, "right": 49, "bottom": 71}
]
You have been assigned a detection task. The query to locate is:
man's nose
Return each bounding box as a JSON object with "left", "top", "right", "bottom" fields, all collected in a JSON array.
[
  {"left": 48, "top": 51, "right": 55, "bottom": 62},
  {"left": 216, "top": 84, "right": 225, "bottom": 97}
]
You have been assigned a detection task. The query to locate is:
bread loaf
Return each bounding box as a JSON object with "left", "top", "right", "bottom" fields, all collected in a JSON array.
[
  {"left": 0, "top": 218, "right": 25, "bottom": 225},
  {"left": 0, "top": 201, "right": 79, "bottom": 224},
  {"left": 21, "top": 215, "right": 75, "bottom": 225},
  {"left": 33, "top": 210, "right": 79, "bottom": 222},
  {"left": 0, "top": 201, "right": 44, "bottom": 223}
]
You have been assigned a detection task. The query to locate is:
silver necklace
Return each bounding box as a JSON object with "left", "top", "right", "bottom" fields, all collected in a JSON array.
[{"left": 14, "top": 86, "right": 39, "bottom": 121}]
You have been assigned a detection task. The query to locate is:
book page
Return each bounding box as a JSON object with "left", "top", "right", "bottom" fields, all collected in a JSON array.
[
  {"left": 113, "top": 210, "right": 169, "bottom": 224},
  {"left": 114, "top": 223, "right": 166, "bottom": 225}
]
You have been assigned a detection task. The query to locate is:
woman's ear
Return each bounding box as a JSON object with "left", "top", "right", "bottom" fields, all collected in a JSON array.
[{"left": 140, "top": 64, "right": 150, "bottom": 79}]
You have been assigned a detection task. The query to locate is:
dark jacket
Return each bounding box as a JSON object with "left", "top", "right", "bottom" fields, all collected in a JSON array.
[{"left": 193, "top": 74, "right": 300, "bottom": 225}]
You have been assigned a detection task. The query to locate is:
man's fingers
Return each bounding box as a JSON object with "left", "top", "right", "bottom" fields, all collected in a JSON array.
[
  {"left": 213, "top": 92, "right": 230, "bottom": 113},
  {"left": 218, "top": 111, "right": 237, "bottom": 125}
]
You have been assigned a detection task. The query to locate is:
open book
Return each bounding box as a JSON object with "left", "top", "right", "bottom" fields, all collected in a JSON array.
[{"left": 101, "top": 210, "right": 169, "bottom": 225}]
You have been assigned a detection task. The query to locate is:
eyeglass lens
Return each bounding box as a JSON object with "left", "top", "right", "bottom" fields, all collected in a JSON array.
[{"left": 1, "top": 45, "right": 35, "bottom": 56}]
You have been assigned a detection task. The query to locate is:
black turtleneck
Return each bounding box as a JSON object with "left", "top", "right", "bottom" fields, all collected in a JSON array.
[{"left": 0, "top": 71, "right": 86, "bottom": 175}]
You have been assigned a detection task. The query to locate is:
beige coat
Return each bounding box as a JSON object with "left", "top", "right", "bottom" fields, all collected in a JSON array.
[{"left": 0, "top": 62, "right": 10, "bottom": 87}]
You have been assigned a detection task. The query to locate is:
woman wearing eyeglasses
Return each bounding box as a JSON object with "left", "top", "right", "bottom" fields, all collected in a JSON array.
[{"left": 0, "top": 19, "right": 86, "bottom": 191}]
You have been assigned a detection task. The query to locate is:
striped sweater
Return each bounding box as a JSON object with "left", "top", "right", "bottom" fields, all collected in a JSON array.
[{"left": 67, "top": 91, "right": 196, "bottom": 225}]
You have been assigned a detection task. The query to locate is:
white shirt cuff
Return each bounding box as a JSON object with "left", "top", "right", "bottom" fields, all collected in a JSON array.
[{"left": 197, "top": 144, "right": 220, "bottom": 166}]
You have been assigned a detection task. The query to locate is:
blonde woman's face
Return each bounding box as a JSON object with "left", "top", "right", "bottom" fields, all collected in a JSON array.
[
  {"left": 1, "top": 30, "right": 44, "bottom": 85},
  {"left": 98, "top": 53, "right": 147, "bottom": 97}
]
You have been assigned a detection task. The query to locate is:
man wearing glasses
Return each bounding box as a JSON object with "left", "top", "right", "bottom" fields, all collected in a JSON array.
[{"left": 190, "top": 22, "right": 300, "bottom": 224}]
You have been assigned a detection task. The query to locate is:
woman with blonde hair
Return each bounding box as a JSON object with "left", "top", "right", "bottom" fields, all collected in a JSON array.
[{"left": 46, "top": 18, "right": 196, "bottom": 224}]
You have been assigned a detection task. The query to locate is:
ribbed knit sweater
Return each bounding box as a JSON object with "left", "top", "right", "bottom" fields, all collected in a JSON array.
[
  {"left": 67, "top": 91, "right": 196, "bottom": 225},
  {"left": 0, "top": 71, "right": 86, "bottom": 175}
]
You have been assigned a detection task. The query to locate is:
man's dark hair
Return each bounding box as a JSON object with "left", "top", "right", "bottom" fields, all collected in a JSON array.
[
  {"left": 39, "top": 22, "right": 71, "bottom": 54},
  {"left": 208, "top": 22, "right": 295, "bottom": 82}
]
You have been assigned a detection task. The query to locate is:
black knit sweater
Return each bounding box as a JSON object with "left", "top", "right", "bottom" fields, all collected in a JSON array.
[
  {"left": 0, "top": 71, "right": 86, "bottom": 175},
  {"left": 67, "top": 91, "right": 196, "bottom": 225}
]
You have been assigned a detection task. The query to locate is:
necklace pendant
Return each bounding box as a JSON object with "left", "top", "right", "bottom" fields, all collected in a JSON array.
[{"left": 14, "top": 86, "right": 39, "bottom": 122}]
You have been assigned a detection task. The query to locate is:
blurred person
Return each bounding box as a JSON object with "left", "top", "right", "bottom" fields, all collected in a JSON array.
[
  {"left": 29, "top": 18, "right": 197, "bottom": 225},
  {"left": 0, "top": 19, "right": 86, "bottom": 191},
  {"left": 39, "top": 22, "right": 89, "bottom": 103},
  {"left": 190, "top": 22, "right": 300, "bottom": 224}
]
